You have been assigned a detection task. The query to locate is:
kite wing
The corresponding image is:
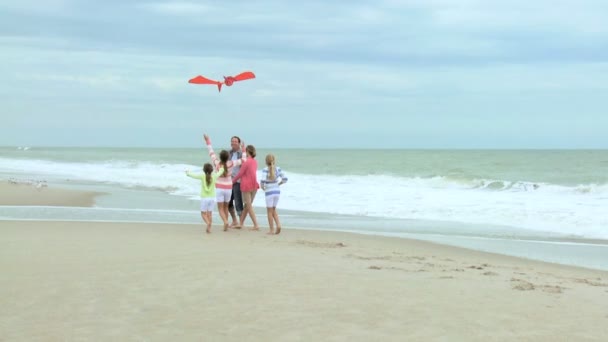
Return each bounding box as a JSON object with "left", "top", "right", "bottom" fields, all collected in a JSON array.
[
  {"left": 189, "top": 75, "right": 221, "bottom": 85},
  {"left": 233, "top": 71, "right": 256, "bottom": 82},
  {"left": 189, "top": 75, "right": 223, "bottom": 92}
]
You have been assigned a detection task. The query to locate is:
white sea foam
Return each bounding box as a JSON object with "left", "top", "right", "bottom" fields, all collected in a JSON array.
[{"left": 1, "top": 157, "right": 607, "bottom": 239}]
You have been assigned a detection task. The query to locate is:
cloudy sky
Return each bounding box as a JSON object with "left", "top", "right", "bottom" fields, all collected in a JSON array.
[{"left": 1, "top": 0, "right": 607, "bottom": 148}]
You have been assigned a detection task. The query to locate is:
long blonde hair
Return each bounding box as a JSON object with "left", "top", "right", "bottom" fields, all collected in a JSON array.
[{"left": 265, "top": 154, "right": 276, "bottom": 181}]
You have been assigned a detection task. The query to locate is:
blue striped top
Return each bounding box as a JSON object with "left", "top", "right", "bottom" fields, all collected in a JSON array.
[{"left": 260, "top": 166, "right": 288, "bottom": 196}]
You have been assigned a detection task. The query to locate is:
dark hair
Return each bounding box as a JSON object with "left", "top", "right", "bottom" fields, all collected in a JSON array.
[
  {"left": 231, "top": 136, "right": 241, "bottom": 143},
  {"left": 219, "top": 150, "right": 229, "bottom": 177},
  {"left": 246, "top": 145, "right": 256, "bottom": 158},
  {"left": 203, "top": 163, "right": 213, "bottom": 186}
]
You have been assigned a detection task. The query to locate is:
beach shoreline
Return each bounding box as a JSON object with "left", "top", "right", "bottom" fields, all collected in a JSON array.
[{"left": 2, "top": 177, "right": 608, "bottom": 271}]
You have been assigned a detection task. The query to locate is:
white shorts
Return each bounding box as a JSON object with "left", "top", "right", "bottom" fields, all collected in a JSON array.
[
  {"left": 200, "top": 198, "right": 215, "bottom": 212},
  {"left": 216, "top": 188, "right": 232, "bottom": 203},
  {"left": 265, "top": 194, "right": 280, "bottom": 208}
]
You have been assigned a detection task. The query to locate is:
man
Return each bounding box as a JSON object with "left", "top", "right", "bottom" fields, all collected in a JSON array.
[{"left": 228, "top": 135, "right": 244, "bottom": 227}]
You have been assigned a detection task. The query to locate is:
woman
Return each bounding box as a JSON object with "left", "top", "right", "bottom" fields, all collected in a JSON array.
[{"left": 232, "top": 145, "right": 260, "bottom": 230}]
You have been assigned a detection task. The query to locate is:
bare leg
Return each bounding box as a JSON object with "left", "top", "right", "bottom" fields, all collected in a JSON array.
[
  {"left": 228, "top": 206, "right": 238, "bottom": 227},
  {"left": 206, "top": 211, "right": 213, "bottom": 233},
  {"left": 240, "top": 191, "right": 259, "bottom": 230},
  {"left": 266, "top": 207, "right": 274, "bottom": 234},
  {"left": 201, "top": 212, "right": 211, "bottom": 233},
  {"left": 239, "top": 192, "right": 250, "bottom": 228},
  {"left": 218, "top": 202, "right": 228, "bottom": 231},
  {"left": 248, "top": 190, "right": 259, "bottom": 230},
  {"left": 223, "top": 204, "right": 230, "bottom": 228},
  {"left": 273, "top": 208, "right": 282, "bottom": 234}
]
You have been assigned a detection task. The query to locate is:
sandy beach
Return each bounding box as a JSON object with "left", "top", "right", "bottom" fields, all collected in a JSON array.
[{"left": 1, "top": 184, "right": 608, "bottom": 341}]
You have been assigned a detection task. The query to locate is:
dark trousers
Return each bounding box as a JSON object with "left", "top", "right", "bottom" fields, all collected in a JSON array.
[{"left": 229, "top": 182, "right": 243, "bottom": 216}]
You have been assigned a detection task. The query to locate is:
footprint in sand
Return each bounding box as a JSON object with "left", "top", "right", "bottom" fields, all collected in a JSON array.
[
  {"left": 295, "top": 240, "right": 347, "bottom": 248},
  {"left": 510, "top": 278, "right": 564, "bottom": 293},
  {"left": 483, "top": 271, "right": 499, "bottom": 276},
  {"left": 379, "top": 266, "right": 426, "bottom": 273},
  {"left": 573, "top": 278, "right": 608, "bottom": 287},
  {"left": 350, "top": 254, "right": 392, "bottom": 261},
  {"left": 511, "top": 278, "right": 535, "bottom": 291},
  {"left": 540, "top": 285, "right": 565, "bottom": 294}
]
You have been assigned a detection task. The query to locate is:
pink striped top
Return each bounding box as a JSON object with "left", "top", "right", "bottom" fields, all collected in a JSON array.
[{"left": 205, "top": 137, "right": 247, "bottom": 190}]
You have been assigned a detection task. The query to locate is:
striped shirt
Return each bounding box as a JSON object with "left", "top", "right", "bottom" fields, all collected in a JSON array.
[
  {"left": 205, "top": 137, "right": 246, "bottom": 190},
  {"left": 260, "top": 166, "right": 288, "bottom": 196}
]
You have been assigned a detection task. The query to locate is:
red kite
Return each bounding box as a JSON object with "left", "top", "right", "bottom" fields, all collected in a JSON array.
[{"left": 188, "top": 71, "right": 256, "bottom": 92}]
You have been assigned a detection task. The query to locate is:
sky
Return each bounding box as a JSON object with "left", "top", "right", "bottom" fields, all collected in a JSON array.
[{"left": 1, "top": 0, "right": 607, "bottom": 148}]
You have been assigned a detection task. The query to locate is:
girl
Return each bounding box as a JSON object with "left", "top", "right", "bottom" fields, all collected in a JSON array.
[
  {"left": 186, "top": 163, "right": 225, "bottom": 234},
  {"left": 203, "top": 133, "right": 246, "bottom": 230},
  {"left": 260, "top": 154, "right": 288, "bottom": 235},
  {"left": 232, "top": 145, "right": 260, "bottom": 230}
]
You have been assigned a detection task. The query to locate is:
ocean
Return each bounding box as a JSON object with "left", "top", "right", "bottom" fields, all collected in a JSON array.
[{"left": 1, "top": 146, "right": 608, "bottom": 269}]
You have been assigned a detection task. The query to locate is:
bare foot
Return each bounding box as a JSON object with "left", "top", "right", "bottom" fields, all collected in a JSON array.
[
  {"left": 206, "top": 225, "right": 211, "bottom": 234},
  {"left": 276, "top": 227, "right": 281, "bottom": 235},
  {"left": 249, "top": 226, "right": 260, "bottom": 231},
  {"left": 267, "top": 229, "right": 275, "bottom": 235},
  {"left": 223, "top": 222, "right": 229, "bottom": 231}
]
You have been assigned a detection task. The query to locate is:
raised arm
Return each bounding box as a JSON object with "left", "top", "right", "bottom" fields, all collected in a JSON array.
[
  {"left": 203, "top": 134, "right": 220, "bottom": 169},
  {"left": 185, "top": 170, "right": 203, "bottom": 180}
]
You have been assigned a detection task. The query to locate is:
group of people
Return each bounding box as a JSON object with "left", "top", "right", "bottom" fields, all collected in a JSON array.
[{"left": 185, "top": 134, "right": 288, "bottom": 235}]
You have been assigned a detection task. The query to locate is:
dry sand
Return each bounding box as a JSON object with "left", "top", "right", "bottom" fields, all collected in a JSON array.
[
  {"left": 1, "top": 220, "right": 607, "bottom": 341},
  {"left": 1, "top": 182, "right": 607, "bottom": 341}
]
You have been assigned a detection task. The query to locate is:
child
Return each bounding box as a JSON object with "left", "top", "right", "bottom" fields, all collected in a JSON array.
[
  {"left": 260, "top": 154, "right": 288, "bottom": 235},
  {"left": 186, "top": 163, "right": 225, "bottom": 234}
]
